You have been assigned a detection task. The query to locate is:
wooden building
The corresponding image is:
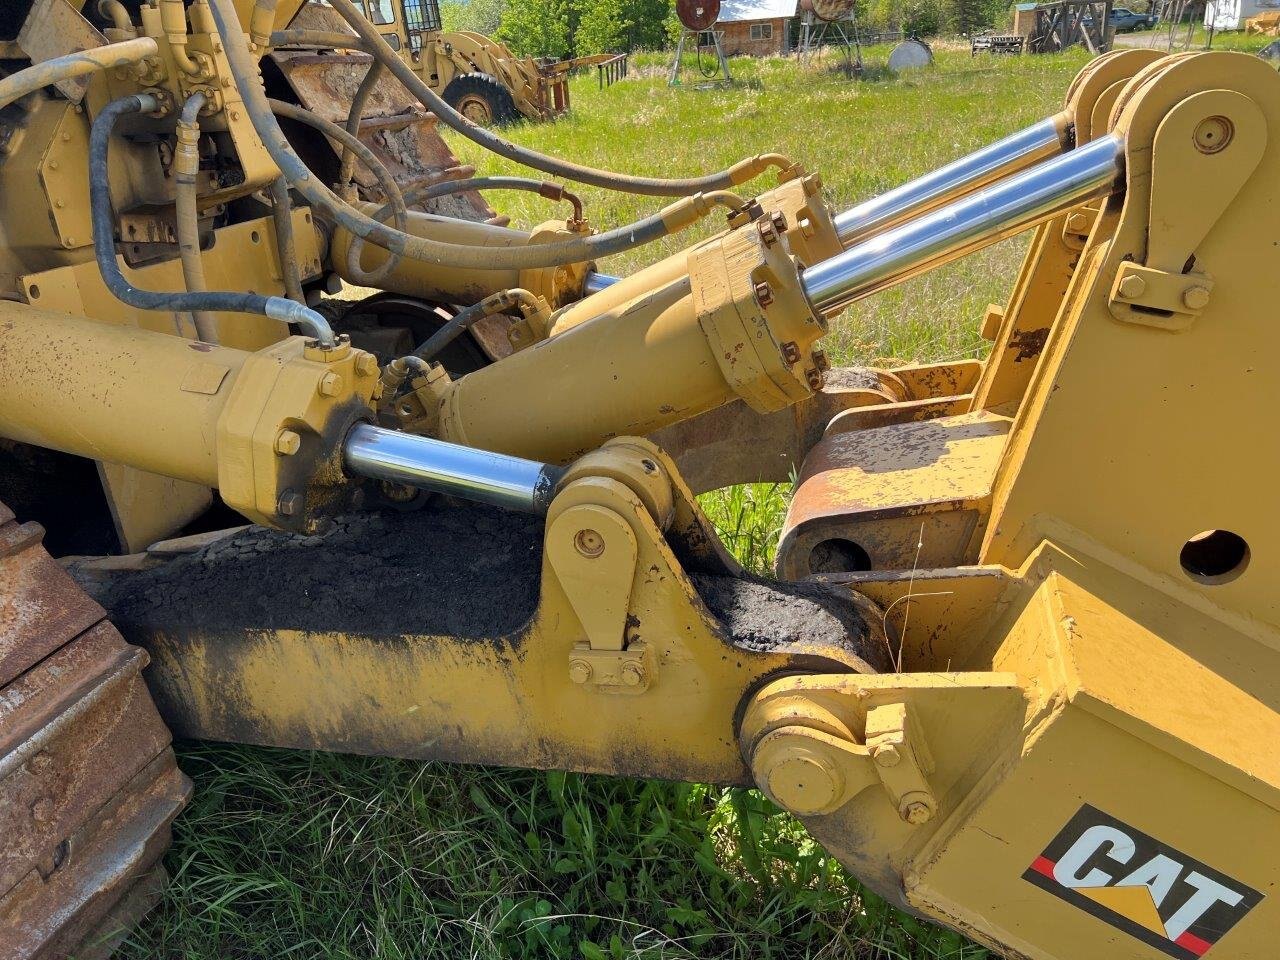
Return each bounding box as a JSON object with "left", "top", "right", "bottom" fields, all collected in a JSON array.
[{"left": 705, "top": 0, "right": 797, "bottom": 56}]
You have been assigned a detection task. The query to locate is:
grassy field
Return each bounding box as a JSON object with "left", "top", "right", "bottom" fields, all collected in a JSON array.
[{"left": 122, "top": 40, "right": 1260, "bottom": 959}]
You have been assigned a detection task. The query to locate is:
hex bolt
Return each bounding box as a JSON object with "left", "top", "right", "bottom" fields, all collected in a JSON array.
[
  {"left": 754, "top": 281, "right": 774, "bottom": 308},
  {"left": 899, "top": 793, "right": 934, "bottom": 825},
  {"left": 812, "top": 349, "right": 831, "bottom": 373},
  {"left": 275, "top": 430, "right": 301, "bottom": 456},
  {"left": 805, "top": 368, "right": 823, "bottom": 390},
  {"left": 771, "top": 211, "right": 788, "bottom": 235},
  {"left": 29, "top": 798, "right": 52, "bottom": 824},
  {"left": 1182, "top": 286, "right": 1211, "bottom": 310},
  {"left": 569, "top": 659, "right": 593, "bottom": 684},
  {"left": 277, "top": 490, "right": 303, "bottom": 517},
  {"left": 318, "top": 372, "right": 343, "bottom": 397},
  {"left": 621, "top": 662, "right": 645, "bottom": 687},
  {"left": 872, "top": 743, "right": 901, "bottom": 768},
  {"left": 1065, "top": 212, "right": 1091, "bottom": 235},
  {"left": 781, "top": 340, "right": 802, "bottom": 365},
  {"left": 1117, "top": 274, "right": 1146, "bottom": 300},
  {"left": 758, "top": 219, "right": 778, "bottom": 247},
  {"left": 355, "top": 353, "right": 379, "bottom": 378},
  {"left": 574, "top": 528, "right": 605, "bottom": 558}
]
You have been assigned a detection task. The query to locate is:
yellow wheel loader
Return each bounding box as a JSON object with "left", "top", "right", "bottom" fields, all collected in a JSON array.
[
  {"left": 1, "top": 2, "right": 1279, "bottom": 958},
  {"left": 273, "top": 0, "right": 608, "bottom": 126}
]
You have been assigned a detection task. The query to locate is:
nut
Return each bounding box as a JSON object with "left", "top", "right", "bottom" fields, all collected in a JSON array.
[
  {"left": 771, "top": 211, "right": 788, "bottom": 234},
  {"left": 757, "top": 219, "right": 778, "bottom": 247},
  {"left": 811, "top": 349, "right": 831, "bottom": 373},
  {"left": 754, "top": 281, "right": 774, "bottom": 308},
  {"left": 621, "top": 662, "right": 645, "bottom": 687},
  {"left": 1117, "top": 274, "right": 1146, "bottom": 300},
  {"left": 317, "top": 372, "right": 343, "bottom": 397},
  {"left": 569, "top": 659, "right": 592, "bottom": 684},
  {"left": 781, "top": 340, "right": 802, "bottom": 364},
  {"left": 573, "top": 528, "right": 605, "bottom": 558},
  {"left": 1182, "top": 285, "right": 1211, "bottom": 310},
  {"left": 805, "top": 368, "right": 823, "bottom": 390},
  {"left": 274, "top": 430, "right": 301, "bottom": 456}
]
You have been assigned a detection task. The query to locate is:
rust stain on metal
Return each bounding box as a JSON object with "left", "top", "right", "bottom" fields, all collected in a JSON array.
[{"left": 1008, "top": 327, "right": 1050, "bottom": 362}]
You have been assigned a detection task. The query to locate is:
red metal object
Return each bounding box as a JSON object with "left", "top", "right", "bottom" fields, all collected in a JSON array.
[
  {"left": 0, "top": 502, "right": 190, "bottom": 960},
  {"left": 677, "top": 0, "right": 721, "bottom": 31}
]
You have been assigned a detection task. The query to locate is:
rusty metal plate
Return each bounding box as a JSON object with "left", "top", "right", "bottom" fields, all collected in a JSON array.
[
  {"left": 16, "top": 0, "right": 108, "bottom": 104},
  {"left": 677, "top": 0, "right": 721, "bottom": 31},
  {"left": 806, "top": 0, "right": 857, "bottom": 21},
  {"left": 274, "top": 53, "right": 494, "bottom": 222},
  {"left": 0, "top": 504, "right": 190, "bottom": 960}
]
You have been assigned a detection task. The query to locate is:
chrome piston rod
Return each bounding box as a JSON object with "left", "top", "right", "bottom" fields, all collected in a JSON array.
[
  {"left": 344, "top": 423, "right": 563, "bottom": 514},
  {"left": 802, "top": 134, "right": 1124, "bottom": 315},
  {"left": 581, "top": 115, "right": 1072, "bottom": 294},
  {"left": 833, "top": 115, "right": 1070, "bottom": 247}
]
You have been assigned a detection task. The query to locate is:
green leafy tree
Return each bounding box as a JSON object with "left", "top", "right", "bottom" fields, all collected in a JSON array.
[
  {"left": 441, "top": 0, "right": 507, "bottom": 34},
  {"left": 574, "top": 0, "right": 634, "bottom": 53},
  {"left": 498, "top": 0, "right": 574, "bottom": 57}
]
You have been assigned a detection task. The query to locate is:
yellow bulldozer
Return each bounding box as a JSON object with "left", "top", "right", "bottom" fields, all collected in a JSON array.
[{"left": 1, "top": 1, "right": 1278, "bottom": 958}]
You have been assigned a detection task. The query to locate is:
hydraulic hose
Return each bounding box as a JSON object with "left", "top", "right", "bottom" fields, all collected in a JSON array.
[
  {"left": 91, "top": 94, "right": 336, "bottom": 347},
  {"left": 174, "top": 92, "right": 218, "bottom": 341},
  {"left": 322, "top": 0, "right": 794, "bottom": 198},
  {"left": 209, "top": 0, "right": 744, "bottom": 272},
  {"left": 401, "top": 176, "right": 586, "bottom": 222},
  {"left": 0, "top": 37, "right": 158, "bottom": 111},
  {"left": 413, "top": 289, "right": 541, "bottom": 363},
  {"left": 266, "top": 97, "right": 407, "bottom": 284},
  {"left": 338, "top": 59, "right": 384, "bottom": 190},
  {"left": 98, "top": 0, "right": 137, "bottom": 36},
  {"left": 268, "top": 177, "right": 306, "bottom": 303}
]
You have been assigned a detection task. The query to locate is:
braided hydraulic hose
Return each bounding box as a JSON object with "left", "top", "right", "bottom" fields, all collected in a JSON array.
[
  {"left": 174, "top": 92, "right": 219, "bottom": 341},
  {"left": 90, "top": 95, "right": 336, "bottom": 346},
  {"left": 413, "top": 289, "right": 543, "bottom": 363},
  {"left": 208, "top": 0, "right": 746, "bottom": 271},
  {"left": 0, "top": 37, "right": 158, "bottom": 111},
  {"left": 322, "top": 0, "right": 795, "bottom": 197},
  {"left": 266, "top": 98, "right": 408, "bottom": 284},
  {"left": 338, "top": 59, "right": 384, "bottom": 189}
]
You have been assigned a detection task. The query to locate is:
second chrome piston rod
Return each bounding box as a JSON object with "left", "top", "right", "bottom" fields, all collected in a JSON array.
[{"left": 801, "top": 134, "right": 1124, "bottom": 314}]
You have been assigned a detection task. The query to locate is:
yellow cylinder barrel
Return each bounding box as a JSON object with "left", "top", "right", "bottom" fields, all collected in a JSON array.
[
  {"left": 331, "top": 207, "right": 530, "bottom": 303},
  {"left": 0, "top": 305, "right": 246, "bottom": 486},
  {"left": 438, "top": 274, "right": 732, "bottom": 463}
]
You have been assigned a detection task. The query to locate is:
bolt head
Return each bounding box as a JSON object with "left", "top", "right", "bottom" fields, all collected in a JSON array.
[
  {"left": 1182, "top": 285, "right": 1211, "bottom": 310},
  {"left": 1065, "top": 212, "right": 1090, "bottom": 234},
  {"left": 872, "top": 743, "right": 901, "bottom": 768},
  {"left": 277, "top": 491, "right": 303, "bottom": 517},
  {"left": 569, "top": 659, "right": 592, "bottom": 684},
  {"left": 620, "top": 662, "right": 645, "bottom": 687},
  {"left": 898, "top": 793, "right": 935, "bottom": 825},
  {"left": 355, "top": 353, "right": 379, "bottom": 377},
  {"left": 573, "top": 528, "right": 605, "bottom": 558},
  {"left": 318, "top": 372, "right": 343, "bottom": 397},
  {"left": 30, "top": 798, "right": 52, "bottom": 823},
  {"left": 754, "top": 281, "right": 774, "bottom": 308},
  {"left": 1117, "top": 274, "right": 1146, "bottom": 300},
  {"left": 275, "top": 429, "right": 301, "bottom": 456}
]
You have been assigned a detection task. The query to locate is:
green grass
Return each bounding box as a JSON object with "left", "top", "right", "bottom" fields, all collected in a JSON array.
[{"left": 125, "top": 45, "right": 1101, "bottom": 959}]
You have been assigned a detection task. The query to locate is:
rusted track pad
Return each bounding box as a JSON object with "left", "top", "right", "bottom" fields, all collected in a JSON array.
[{"left": 0, "top": 502, "right": 190, "bottom": 960}]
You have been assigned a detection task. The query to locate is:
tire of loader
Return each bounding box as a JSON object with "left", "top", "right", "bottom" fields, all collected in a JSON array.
[
  {"left": 0, "top": 500, "right": 190, "bottom": 960},
  {"left": 441, "top": 73, "right": 522, "bottom": 126}
]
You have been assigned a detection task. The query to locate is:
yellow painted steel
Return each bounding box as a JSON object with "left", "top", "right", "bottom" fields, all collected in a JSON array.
[{"left": 438, "top": 220, "right": 826, "bottom": 462}]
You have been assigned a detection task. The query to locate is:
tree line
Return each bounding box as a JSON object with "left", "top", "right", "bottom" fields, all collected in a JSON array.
[{"left": 439, "top": 0, "right": 1015, "bottom": 59}]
